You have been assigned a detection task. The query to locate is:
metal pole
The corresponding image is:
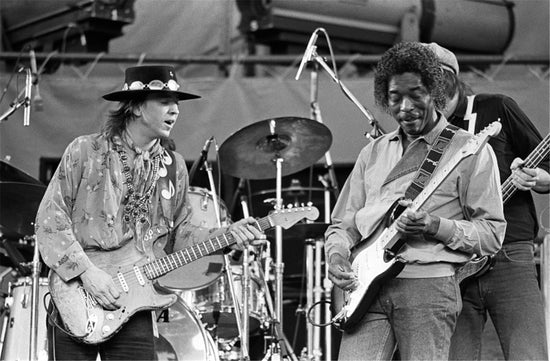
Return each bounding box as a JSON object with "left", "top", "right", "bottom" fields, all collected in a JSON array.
[
  {"left": 204, "top": 157, "right": 249, "bottom": 359},
  {"left": 29, "top": 238, "right": 41, "bottom": 361},
  {"left": 542, "top": 234, "right": 550, "bottom": 352}
]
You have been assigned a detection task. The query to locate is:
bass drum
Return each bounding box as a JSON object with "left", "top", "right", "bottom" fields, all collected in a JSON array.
[
  {"left": 155, "top": 296, "right": 218, "bottom": 361},
  {"left": 158, "top": 186, "right": 231, "bottom": 290},
  {"left": 1, "top": 277, "right": 49, "bottom": 361}
]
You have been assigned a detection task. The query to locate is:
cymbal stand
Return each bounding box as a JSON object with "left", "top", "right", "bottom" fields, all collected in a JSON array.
[
  {"left": 29, "top": 236, "right": 41, "bottom": 361},
  {"left": 273, "top": 156, "right": 287, "bottom": 359},
  {"left": 202, "top": 151, "right": 249, "bottom": 360},
  {"left": 257, "top": 256, "right": 298, "bottom": 361},
  {"left": 240, "top": 199, "right": 252, "bottom": 359}
]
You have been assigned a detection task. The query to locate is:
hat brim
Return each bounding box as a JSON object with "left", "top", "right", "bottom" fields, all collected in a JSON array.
[{"left": 102, "top": 89, "right": 201, "bottom": 102}]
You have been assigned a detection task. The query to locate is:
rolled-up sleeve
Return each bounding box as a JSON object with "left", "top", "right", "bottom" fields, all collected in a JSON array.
[{"left": 437, "top": 144, "right": 506, "bottom": 255}]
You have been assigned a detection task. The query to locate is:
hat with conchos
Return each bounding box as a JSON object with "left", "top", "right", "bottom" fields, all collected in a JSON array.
[{"left": 103, "top": 65, "right": 201, "bottom": 101}]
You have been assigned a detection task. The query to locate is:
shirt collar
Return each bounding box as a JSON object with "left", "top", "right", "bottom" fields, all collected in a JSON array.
[
  {"left": 448, "top": 94, "right": 468, "bottom": 124},
  {"left": 388, "top": 112, "right": 450, "bottom": 145}
]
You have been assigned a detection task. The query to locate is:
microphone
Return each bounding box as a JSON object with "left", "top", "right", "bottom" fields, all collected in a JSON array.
[
  {"left": 200, "top": 136, "right": 214, "bottom": 163},
  {"left": 188, "top": 136, "right": 214, "bottom": 184},
  {"left": 295, "top": 29, "right": 319, "bottom": 80},
  {"left": 29, "top": 49, "right": 43, "bottom": 111}
]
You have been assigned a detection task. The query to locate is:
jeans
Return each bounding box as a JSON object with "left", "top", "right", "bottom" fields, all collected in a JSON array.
[
  {"left": 449, "top": 241, "right": 548, "bottom": 360},
  {"left": 47, "top": 310, "right": 155, "bottom": 360},
  {"left": 338, "top": 276, "right": 461, "bottom": 361}
]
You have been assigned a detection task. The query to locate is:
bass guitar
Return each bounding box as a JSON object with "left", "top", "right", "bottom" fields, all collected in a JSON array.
[
  {"left": 456, "top": 131, "right": 550, "bottom": 284},
  {"left": 49, "top": 205, "right": 319, "bottom": 344},
  {"left": 332, "top": 122, "right": 502, "bottom": 331}
]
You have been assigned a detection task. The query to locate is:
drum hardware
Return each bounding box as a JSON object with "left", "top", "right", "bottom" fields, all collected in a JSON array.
[
  {"left": 0, "top": 276, "right": 49, "bottom": 361},
  {"left": 155, "top": 295, "right": 218, "bottom": 361},
  {"left": 219, "top": 116, "right": 331, "bottom": 360},
  {"left": 157, "top": 186, "right": 229, "bottom": 291},
  {"left": 218, "top": 117, "right": 332, "bottom": 181},
  {"left": 200, "top": 137, "right": 251, "bottom": 360}
]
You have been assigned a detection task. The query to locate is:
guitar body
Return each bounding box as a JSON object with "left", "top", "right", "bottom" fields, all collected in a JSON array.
[
  {"left": 48, "top": 206, "right": 319, "bottom": 344},
  {"left": 455, "top": 255, "right": 494, "bottom": 285},
  {"left": 49, "top": 242, "right": 177, "bottom": 344},
  {"left": 332, "top": 218, "right": 406, "bottom": 331},
  {"left": 331, "top": 122, "right": 503, "bottom": 331}
]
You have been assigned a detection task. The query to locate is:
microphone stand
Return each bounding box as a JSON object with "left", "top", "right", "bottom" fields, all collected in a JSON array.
[
  {"left": 0, "top": 68, "right": 32, "bottom": 124},
  {"left": 307, "top": 60, "right": 334, "bottom": 361},
  {"left": 309, "top": 49, "right": 385, "bottom": 139}
]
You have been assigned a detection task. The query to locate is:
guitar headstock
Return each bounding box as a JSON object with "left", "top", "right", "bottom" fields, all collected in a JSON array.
[
  {"left": 463, "top": 120, "right": 502, "bottom": 156},
  {"left": 268, "top": 205, "right": 319, "bottom": 229},
  {"left": 479, "top": 121, "right": 502, "bottom": 138}
]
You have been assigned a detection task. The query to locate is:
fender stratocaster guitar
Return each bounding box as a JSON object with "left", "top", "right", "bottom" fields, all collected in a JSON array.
[
  {"left": 49, "top": 205, "right": 319, "bottom": 344},
  {"left": 332, "top": 122, "right": 502, "bottom": 331},
  {"left": 456, "top": 131, "right": 550, "bottom": 284}
]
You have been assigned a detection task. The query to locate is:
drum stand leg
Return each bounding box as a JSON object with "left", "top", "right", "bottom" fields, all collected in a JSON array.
[
  {"left": 29, "top": 238, "right": 41, "bottom": 361},
  {"left": 256, "top": 258, "right": 298, "bottom": 361},
  {"left": 0, "top": 275, "right": 13, "bottom": 358},
  {"left": 203, "top": 156, "right": 251, "bottom": 359}
]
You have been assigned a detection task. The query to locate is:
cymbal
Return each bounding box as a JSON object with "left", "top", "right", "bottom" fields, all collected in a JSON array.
[
  {"left": 0, "top": 182, "right": 46, "bottom": 237},
  {"left": 0, "top": 161, "right": 43, "bottom": 184},
  {"left": 253, "top": 186, "right": 326, "bottom": 197},
  {"left": 219, "top": 117, "right": 332, "bottom": 180},
  {"left": 266, "top": 222, "right": 330, "bottom": 241}
]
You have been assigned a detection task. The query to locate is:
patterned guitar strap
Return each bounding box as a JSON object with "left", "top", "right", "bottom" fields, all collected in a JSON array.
[
  {"left": 404, "top": 124, "right": 460, "bottom": 201},
  {"left": 381, "top": 124, "right": 460, "bottom": 226}
]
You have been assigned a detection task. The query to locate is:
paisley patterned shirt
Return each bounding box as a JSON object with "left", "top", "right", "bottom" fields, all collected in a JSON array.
[{"left": 35, "top": 133, "right": 210, "bottom": 281}]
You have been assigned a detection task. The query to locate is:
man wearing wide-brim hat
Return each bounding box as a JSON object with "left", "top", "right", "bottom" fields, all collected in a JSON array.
[{"left": 35, "top": 65, "right": 265, "bottom": 360}]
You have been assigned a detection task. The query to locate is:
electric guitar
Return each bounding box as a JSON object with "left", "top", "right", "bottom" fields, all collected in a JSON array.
[
  {"left": 455, "top": 131, "right": 550, "bottom": 284},
  {"left": 49, "top": 205, "right": 319, "bottom": 344},
  {"left": 331, "top": 122, "right": 502, "bottom": 331}
]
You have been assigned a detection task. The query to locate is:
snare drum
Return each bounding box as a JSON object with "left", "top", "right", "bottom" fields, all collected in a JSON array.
[
  {"left": 155, "top": 296, "right": 218, "bottom": 361},
  {"left": 1, "top": 277, "right": 49, "bottom": 361},
  {"left": 181, "top": 265, "right": 267, "bottom": 339},
  {"left": 158, "top": 186, "right": 231, "bottom": 290}
]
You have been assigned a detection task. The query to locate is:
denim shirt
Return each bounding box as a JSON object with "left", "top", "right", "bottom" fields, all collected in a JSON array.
[{"left": 325, "top": 116, "right": 506, "bottom": 277}]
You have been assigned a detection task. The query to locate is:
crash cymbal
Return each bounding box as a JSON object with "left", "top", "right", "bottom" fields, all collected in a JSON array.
[
  {"left": 0, "top": 161, "right": 43, "bottom": 184},
  {"left": 0, "top": 182, "right": 46, "bottom": 237},
  {"left": 219, "top": 117, "right": 332, "bottom": 180},
  {"left": 266, "top": 222, "right": 330, "bottom": 241},
  {"left": 253, "top": 186, "right": 326, "bottom": 197}
]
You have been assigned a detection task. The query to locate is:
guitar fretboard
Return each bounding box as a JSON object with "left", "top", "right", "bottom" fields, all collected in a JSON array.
[
  {"left": 142, "top": 217, "right": 272, "bottom": 280},
  {"left": 502, "top": 133, "right": 550, "bottom": 204}
]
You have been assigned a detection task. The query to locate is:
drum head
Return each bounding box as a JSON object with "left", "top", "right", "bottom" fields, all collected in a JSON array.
[
  {"left": 157, "top": 186, "right": 230, "bottom": 290},
  {"left": 155, "top": 296, "right": 217, "bottom": 361}
]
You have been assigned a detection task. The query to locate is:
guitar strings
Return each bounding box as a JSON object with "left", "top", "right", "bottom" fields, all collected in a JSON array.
[
  {"left": 501, "top": 134, "right": 550, "bottom": 203},
  {"left": 107, "top": 217, "right": 271, "bottom": 290}
]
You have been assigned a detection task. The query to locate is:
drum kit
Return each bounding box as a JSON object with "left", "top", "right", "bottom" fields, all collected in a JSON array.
[{"left": 0, "top": 115, "right": 337, "bottom": 361}]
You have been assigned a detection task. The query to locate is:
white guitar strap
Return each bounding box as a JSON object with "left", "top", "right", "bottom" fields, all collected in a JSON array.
[{"left": 464, "top": 95, "right": 477, "bottom": 134}]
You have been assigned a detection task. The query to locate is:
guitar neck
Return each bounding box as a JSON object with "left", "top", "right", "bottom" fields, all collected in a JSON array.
[
  {"left": 501, "top": 133, "right": 550, "bottom": 204},
  {"left": 143, "top": 216, "right": 272, "bottom": 280}
]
